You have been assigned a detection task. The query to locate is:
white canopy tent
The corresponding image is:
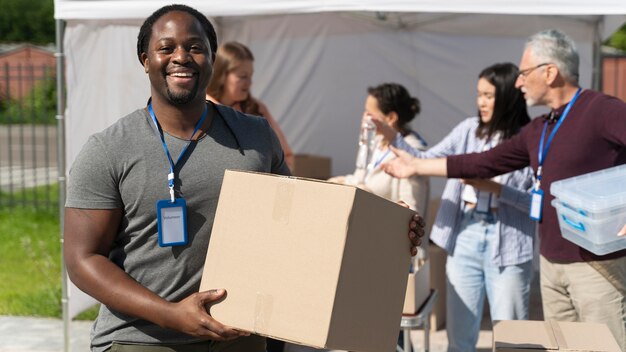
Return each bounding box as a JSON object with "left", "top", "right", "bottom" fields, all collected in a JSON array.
[{"left": 54, "top": 1, "right": 626, "bottom": 350}]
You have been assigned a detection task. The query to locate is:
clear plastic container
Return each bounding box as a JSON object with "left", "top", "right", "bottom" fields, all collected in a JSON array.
[
  {"left": 550, "top": 164, "right": 626, "bottom": 255},
  {"left": 346, "top": 116, "right": 377, "bottom": 185}
]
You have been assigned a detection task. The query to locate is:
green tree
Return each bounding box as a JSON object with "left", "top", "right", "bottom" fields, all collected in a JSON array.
[
  {"left": 607, "top": 23, "right": 626, "bottom": 52},
  {"left": 1, "top": 77, "right": 56, "bottom": 124},
  {"left": 0, "top": 0, "right": 54, "bottom": 44}
]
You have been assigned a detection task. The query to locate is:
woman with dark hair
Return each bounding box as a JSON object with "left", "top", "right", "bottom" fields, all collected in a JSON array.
[
  {"left": 207, "top": 41, "right": 294, "bottom": 169},
  {"left": 377, "top": 63, "right": 535, "bottom": 352},
  {"left": 329, "top": 83, "right": 430, "bottom": 216}
]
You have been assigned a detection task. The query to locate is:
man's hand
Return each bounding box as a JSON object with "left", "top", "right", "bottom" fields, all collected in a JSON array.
[
  {"left": 397, "top": 201, "right": 426, "bottom": 256},
  {"left": 618, "top": 224, "right": 626, "bottom": 237},
  {"left": 408, "top": 213, "right": 426, "bottom": 256},
  {"left": 383, "top": 147, "right": 449, "bottom": 178},
  {"left": 163, "top": 289, "right": 249, "bottom": 341},
  {"left": 381, "top": 147, "right": 419, "bottom": 178}
]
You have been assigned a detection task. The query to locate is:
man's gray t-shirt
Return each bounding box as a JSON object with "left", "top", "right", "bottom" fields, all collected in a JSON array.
[{"left": 66, "top": 104, "right": 289, "bottom": 351}]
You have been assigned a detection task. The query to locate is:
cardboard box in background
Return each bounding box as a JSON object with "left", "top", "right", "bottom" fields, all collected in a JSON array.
[
  {"left": 429, "top": 243, "right": 446, "bottom": 331},
  {"left": 493, "top": 320, "right": 621, "bottom": 352},
  {"left": 290, "top": 154, "right": 332, "bottom": 180},
  {"left": 424, "top": 198, "right": 440, "bottom": 240},
  {"left": 200, "top": 170, "right": 414, "bottom": 352},
  {"left": 425, "top": 198, "right": 447, "bottom": 331},
  {"left": 402, "top": 260, "right": 431, "bottom": 315}
]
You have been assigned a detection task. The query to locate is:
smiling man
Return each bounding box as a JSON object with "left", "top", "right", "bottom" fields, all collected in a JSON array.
[
  {"left": 63, "top": 5, "right": 286, "bottom": 352},
  {"left": 63, "top": 4, "right": 423, "bottom": 352}
]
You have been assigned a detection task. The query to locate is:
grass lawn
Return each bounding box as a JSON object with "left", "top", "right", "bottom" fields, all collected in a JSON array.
[
  {"left": 0, "top": 183, "right": 99, "bottom": 320},
  {"left": 0, "top": 184, "right": 61, "bottom": 317},
  {"left": 0, "top": 184, "right": 104, "bottom": 320}
]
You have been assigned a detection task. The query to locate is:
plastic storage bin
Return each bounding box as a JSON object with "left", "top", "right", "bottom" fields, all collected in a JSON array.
[{"left": 550, "top": 164, "right": 626, "bottom": 255}]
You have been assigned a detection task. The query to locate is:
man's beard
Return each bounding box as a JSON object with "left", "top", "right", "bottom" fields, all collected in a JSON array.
[
  {"left": 166, "top": 81, "right": 199, "bottom": 106},
  {"left": 525, "top": 97, "right": 537, "bottom": 107}
]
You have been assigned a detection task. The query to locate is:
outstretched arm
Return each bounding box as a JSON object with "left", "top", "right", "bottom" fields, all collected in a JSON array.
[
  {"left": 64, "top": 207, "right": 247, "bottom": 340},
  {"left": 381, "top": 146, "right": 448, "bottom": 178}
]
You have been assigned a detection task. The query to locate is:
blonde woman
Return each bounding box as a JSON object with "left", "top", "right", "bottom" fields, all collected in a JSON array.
[{"left": 207, "top": 41, "right": 294, "bottom": 169}]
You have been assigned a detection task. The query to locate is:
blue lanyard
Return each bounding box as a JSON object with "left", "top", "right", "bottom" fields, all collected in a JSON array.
[
  {"left": 535, "top": 88, "right": 581, "bottom": 188},
  {"left": 372, "top": 148, "right": 391, "bottom": 169},
  {"left": 148, "top": 102, "right": 208, "bottom": 202}
]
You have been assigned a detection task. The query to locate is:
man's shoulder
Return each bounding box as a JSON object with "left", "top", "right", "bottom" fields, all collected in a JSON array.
[
  {"left": 215, "top": 103, "right": 271, "bottom": 137},
  {"left": 87, "top": 108, "right": 150, "bottom": 150},
  {"left": 216, "top": 104, "right": 266, "bottom": 126},
  {"left": 582, "top": 89, "right": 625, "bottom": 106},
  {"left": 95, "top": 108, "right": 148, "bottom": 138}
]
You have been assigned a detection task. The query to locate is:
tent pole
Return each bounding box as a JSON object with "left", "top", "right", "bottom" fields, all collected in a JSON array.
[
  {"left": 55, "top": 18, "right": 69, "bottom": 352},
  {"left": 592, "top": 18, "right": 603, "bottom": 91}
]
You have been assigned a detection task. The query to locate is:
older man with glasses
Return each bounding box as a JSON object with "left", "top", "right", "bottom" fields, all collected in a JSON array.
[{"left": 382, "top": 29, "right": 626, "bottom": 350}]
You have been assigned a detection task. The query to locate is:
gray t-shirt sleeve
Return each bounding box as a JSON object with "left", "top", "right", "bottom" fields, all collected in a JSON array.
[
  {"left": 266, "top": 120, "right": 291, "bottom": 176},
  {"left": 66, "top": 135, "right": 122, "bottom": 209}
]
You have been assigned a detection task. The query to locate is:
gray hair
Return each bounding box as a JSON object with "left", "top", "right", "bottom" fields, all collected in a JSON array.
[{"left": 525, "top": 29, "right": 579, "bottom": 85}]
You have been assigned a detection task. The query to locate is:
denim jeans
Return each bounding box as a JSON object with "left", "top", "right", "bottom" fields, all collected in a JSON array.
[{"left": 445, "top": 208, "right": 532, "bottom": 352}]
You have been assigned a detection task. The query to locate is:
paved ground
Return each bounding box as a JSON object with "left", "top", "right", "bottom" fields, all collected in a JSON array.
[{"left": 0, "top": 316, "right": 91, "bottom": 352}]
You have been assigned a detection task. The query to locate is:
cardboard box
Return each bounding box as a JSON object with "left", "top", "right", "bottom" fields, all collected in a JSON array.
[
  {"left": 200, "top": 170, "right": 414, "bottom": 352},
  {"left": 429, "top": 242, "right": 447, "bottom": 331},
  {"left": 493, "top": 320, "right": 621, "bottom": 352},
  {"left": 290, "top": 154, "right": 332, "bottom": 180},
  {"left": 402, "top": 260, "right": 431, "bottom": 315}
]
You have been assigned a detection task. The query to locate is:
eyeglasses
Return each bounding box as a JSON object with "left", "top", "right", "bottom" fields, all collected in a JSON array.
[{"left": 517, "top": 63, "right": 550, "bottom": 78}]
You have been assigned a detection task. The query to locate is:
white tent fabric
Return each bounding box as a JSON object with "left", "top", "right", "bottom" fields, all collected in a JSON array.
[
  {"left": 60, "top": 12, "right": 625, "bottom": 199},
  {"left": 55, "top": 0, "right": 626, "bottom": 18},
  {"left": 55, "top": 0, "right": 626, "bottom": 337}
]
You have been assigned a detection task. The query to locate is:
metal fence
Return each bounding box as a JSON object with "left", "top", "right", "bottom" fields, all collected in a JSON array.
[{"left": 0, "top": 63, "right": 58, "bottom": 209}]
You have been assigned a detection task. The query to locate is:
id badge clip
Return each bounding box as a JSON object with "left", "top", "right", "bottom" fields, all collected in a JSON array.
[
  {"left": 529, "top": 188, "right": 543, "bottom": 221},
  {"left": 475, "top": 191, "right": 492, "bottom": 214},
  {"left": 156, "top": 198, "right": 188, "bottom": 247}
]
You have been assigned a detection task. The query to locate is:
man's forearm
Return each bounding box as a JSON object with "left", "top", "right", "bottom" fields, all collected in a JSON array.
[{"left": 415, "top": 158, "right": 448, "bottom": 177}]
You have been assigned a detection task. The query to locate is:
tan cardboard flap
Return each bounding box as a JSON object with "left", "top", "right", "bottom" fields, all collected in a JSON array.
[
  {"left": 493, "top": 320, "right": 622, "bottom": 352},
  {"left": 493, "top": 321, "right": 558, "bottom": 350},
  {"left": 552, "top": 321, "right": 621, "bottom": 352}
]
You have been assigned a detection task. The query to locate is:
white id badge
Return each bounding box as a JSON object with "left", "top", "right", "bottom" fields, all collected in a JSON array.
[
  {"left": 475, "top": 191, "right": 491, "bottom": 213},
  {"left": 156, "top": 198, "right": 188, "bottom": 247},
  {"left": 529, "top": 189, "right": 543, "bottom": 221}
]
